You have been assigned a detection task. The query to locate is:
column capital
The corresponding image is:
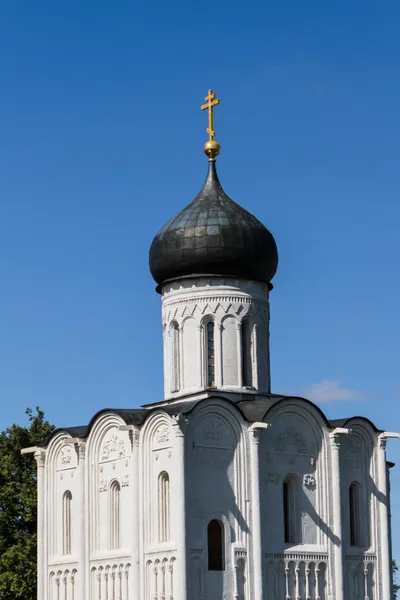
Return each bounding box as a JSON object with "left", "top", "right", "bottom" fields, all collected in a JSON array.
[
  {"left": 330, "top": 427, "right": 349, "bottom": 450},
  {"left": 119, "top": 424, "right": 140, "bottom": 448},
  {"left": 379, "top": 436, "right": 387, "bottom": 451},
  {"left": 171, "top": 413, "right": 189, "bottom": 437},
  {"left": 34, "top": 448, "right": 46, "bottom": 467},
  {"left": 249, "top": 422, "right": 270, "bottom": 445}
]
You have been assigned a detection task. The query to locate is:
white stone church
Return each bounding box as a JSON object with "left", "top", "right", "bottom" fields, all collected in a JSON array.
[{"left": 24, "top": 116, "right": 396, "bottom": 600}]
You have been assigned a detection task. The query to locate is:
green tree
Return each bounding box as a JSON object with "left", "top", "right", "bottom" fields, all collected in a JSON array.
[
  {"left": 0, "top": 407, "right": 54, "bottom": 600},
  {"left": 394, "top": 560, "right": 400, "bottom": 599}
]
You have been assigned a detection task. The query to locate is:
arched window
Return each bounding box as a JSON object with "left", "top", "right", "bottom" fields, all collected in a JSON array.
[
  {"left": 158, "top": 471, "right": 170, "bottom": 542},
  {"left": 62, "top": 491, "right": 72, "bottom": 555},
  {"left": 170, "top": 322, "right": 180, "bottom": 392},
  {"left": 207, "top": 520, "right": 224, "bottom": 570},
  {"left": 109, "top": 481, "right": 121, "bottom": 549},
  {"left": 349, "top": 481, "right": 362, "bottom": 546},
  {"left": 241, "top": 319, "right": 253, "bottom": 387},
  {"left": 206, "top": 321, "right": 215, "bottom": 387},
  {"left": 283, "top": 476, "right": 300, "bottom": 544}
]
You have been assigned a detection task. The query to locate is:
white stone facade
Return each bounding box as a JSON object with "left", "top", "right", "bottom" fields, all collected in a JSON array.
[
  {"left": 28, "top": 392, "right": 394, "bottom": 599},
  {"left": 161, "top": 277, "right": 271, "bottom": 398},
  {"left": 25, "top": 281, "right": 395, "bottom": 600}
]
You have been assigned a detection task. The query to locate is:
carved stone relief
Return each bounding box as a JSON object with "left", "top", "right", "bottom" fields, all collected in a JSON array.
[
  {"left": 347, "top": 434, "right": 362, "bottom": 454},
  {"left": 121, "top": 474, "right": 130, "bottom": 488},
  {"left": 100, "top": 433, "right": 126, "bottom": 461},
  {"left": 194, "top": 416, "right": 236, "bottom": 449},
  {"left": 99, "top": 479, "right": 108, "bottom": 492},
  {"left": 61, "top": 447, "right": 72, "bottom": 465},
  {"left": 56, "top": 445, "right": 78, "bottom": 470},
  {"left": 303, "top": 473, "right": 316, "bottom": 487},
  {"left": 275, "top": 427, "right": 307, "bottom": 454},
  {"left": 203, "top": 420, "right": 222, "bottom": 441},
  {"left": 154, "top": 424, "right": 170, "bottom": 445},
  {"left": 268, "top": 473, "right": 280, "bottom": 484}
]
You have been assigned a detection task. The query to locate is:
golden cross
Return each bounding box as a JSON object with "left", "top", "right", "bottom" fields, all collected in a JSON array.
[{"left": 201, "top": 89, "right": 220, "bottom": 141}]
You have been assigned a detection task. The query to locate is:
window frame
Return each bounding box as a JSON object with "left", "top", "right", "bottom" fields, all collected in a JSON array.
[
  {"left": 109, "top": 480, "right": 121, "bottom": 550},
  {"left": 62, "top": 490, "right": 72, "bottom": 555},
  {"left": 349, "top": 481, "right": 363, "bottom": 547},
  {"left": 207, "top": 519, "right": 225, "bottom": 571},
  {"left": 205, "top": 320, "right": 216, "bottom": 388},
  {"left": 158, "top": 471, "right": 170, "bottom": 543},
  {"left": 283, "top": 475, "right": 301, "bottom": 545},
  {"left": 170, "top": 321, "right": 180, "bottom": 393}
]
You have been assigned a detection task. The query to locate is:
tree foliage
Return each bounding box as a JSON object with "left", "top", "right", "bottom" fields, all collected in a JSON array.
[
  {"left": 394, "top": 560, "right": 400, "bottom": 600},
  {"left": 0, "top": 407, "right": 54, "bottom": 600}
]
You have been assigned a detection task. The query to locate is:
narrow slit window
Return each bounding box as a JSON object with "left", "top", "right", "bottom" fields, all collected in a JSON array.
[
  {"left": 207, "top": 520, "right": 224, "bottom": 570},
  {"left": 109, "top": 481, "right": 121, "bottom": 549},
  {"left": 241, "top": 320, "right": 253, "bottom": 387},
  {"left": 171, "top": 322, "right": 180, "bottom": 392},
  {"left": 62, "top": 491, "right": 72, "bottom": 555},
  {"left": 207, "top": 322, "right": 215, "bottom": 387},
  {"left": 283, "top": 476, "right": 300, "bottom": 544},
  {"left": 158, "top": 471, "right": 170, "bottom": 542},
  {"left": 349, "top": 481, "right": 362, "bottom": 546}
]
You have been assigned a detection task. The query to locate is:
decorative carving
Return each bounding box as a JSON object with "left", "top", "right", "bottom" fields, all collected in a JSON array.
[
  {"left": 268, "top": 473, "right": 280, "bottom": 484},
  {"left": 60, "top": 447, "right": 72, "bottom": 465},
  {"left": 101, "top": 434, "right": 126, "bottom": 461},
  {"left": 99, "top": 479, "right": 108, "bottom": 492},
  {"left": 121, "top": 473, "right": 130, "bottom": 487},
  {"left": 34, "top": 449, "right": 46, "bottom": 467},
  {"left": 77, "top": 443, "right": 86, "bottom": 460},
  {"left": 133, "top": 428, "right": 140, "bottom": 446},
  {"left": 171, "top": 414, "right": 188, "bottom": 437},
  {"left": 303, "top": 474, "right": 316, "bottom": 487},
  {"left": 330, "top": 432, "right": 341, "bottom": 450},
  {"left": 348, "top": 434, "right": 362, "bottom": 453},
  {"left": 379, "top": 437, "right": 387, "bottom": 451},
  {"left": 275, "top": 427, "right": 307, "bottom": 454},
  {"left": 155, "top": 425, "right": 170, "bottom": 444},
  {"left": 203, "top": 421, "right": 222, "bottom": 440}
]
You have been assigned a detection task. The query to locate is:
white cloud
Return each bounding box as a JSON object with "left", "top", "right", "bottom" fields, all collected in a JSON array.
[{"left": 299, "top": 380, "right": 364, "bottom": 403}]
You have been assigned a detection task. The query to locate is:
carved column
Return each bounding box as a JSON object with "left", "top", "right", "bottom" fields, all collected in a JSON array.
[
  {"left": 120, "top": 425, "right": 140, "bottom": 600},
  {"left": 34, "top": 449, "right": 46, "bottom": 600},
  {"left": 171, "top": 415, "right": 188, "bottom": 600},
  {"left": 75, "top": 442, "right": 86, "bottom": 600},
  {"left": 236, "top": 323, "right": 243, "bottom": 388},
  {"left": 329, "top": 431, "right": 344, "bottom": 600},
  {"left": 377, "top": 436, "right": 391, "bottom": 600},
  {"left": 249, "top": 423, "right": 268, "bottom": 600},
  {"left": 215, "top": 322, "right": 223, "bottom": 388},
  {"left": 196, "top": 325, "right": 203, "bottom": 389},
  {"left": 253, "top": 324, "right": 259, "bottom": 390}
]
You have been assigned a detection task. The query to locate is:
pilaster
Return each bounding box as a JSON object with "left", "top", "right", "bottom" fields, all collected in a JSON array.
[
  {"left": 249, "top": 423, "right": 269, "bottom": 600},
  {"left": 377, "top": 436, "right": 391, "bottom": 600},
  {"left": 171, "top": 414, "right": 188, "bottom": 600},
  {"left": 34, "top": 449, "right": 46, "bottom": 600},
  {"left": 76, "top": 441, "right": 87, "bottom": 600},
  {"left": 329, "top": 429, "right": 347, "bottom": 600}
]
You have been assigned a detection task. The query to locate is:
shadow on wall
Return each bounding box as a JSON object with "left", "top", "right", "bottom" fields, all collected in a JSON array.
[{"left": 187, "top": 401, "right": 249, "bottom": 600}]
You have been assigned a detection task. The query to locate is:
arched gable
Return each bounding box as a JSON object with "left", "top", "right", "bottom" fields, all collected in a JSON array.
[
  {"left": 87, "top": 411, "right": 128, "bottom": 553},
  {"left": 187, "top": 398, "right": 248, "bottom": 549},
  {"left": 339, "top": 417, "right": 377, "bottom": 552},
  {"left": 262, "top": 399, "right": 329, "bottom": 548},
  {"left": 46, "top": 432, "right": 76, "bottom": 558},
  {"left": 140, "top": 411, "right": 174, "bottom": 547}
]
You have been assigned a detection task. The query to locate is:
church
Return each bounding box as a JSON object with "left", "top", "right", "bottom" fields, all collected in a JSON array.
[{"left": 24, "top": 90, "right": 396, "bottom": 600}]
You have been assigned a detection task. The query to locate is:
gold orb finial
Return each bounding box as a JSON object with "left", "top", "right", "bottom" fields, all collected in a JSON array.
[{"left": 201, "top": 89, "right": 220, "bottom": 161}]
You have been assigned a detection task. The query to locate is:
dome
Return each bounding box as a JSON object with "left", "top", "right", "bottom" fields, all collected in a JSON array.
[{"left": 149, "top": 161, "right": 278, "bottom": 288}]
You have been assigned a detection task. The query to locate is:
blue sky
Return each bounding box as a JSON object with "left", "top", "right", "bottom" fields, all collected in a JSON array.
[{"left": 1, "top": 0, "right": 400, "bottom": 558}]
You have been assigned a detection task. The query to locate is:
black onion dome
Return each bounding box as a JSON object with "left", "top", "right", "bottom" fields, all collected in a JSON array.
[{"left": 149, "top": 162, "right": 278, "bottom": 287}]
